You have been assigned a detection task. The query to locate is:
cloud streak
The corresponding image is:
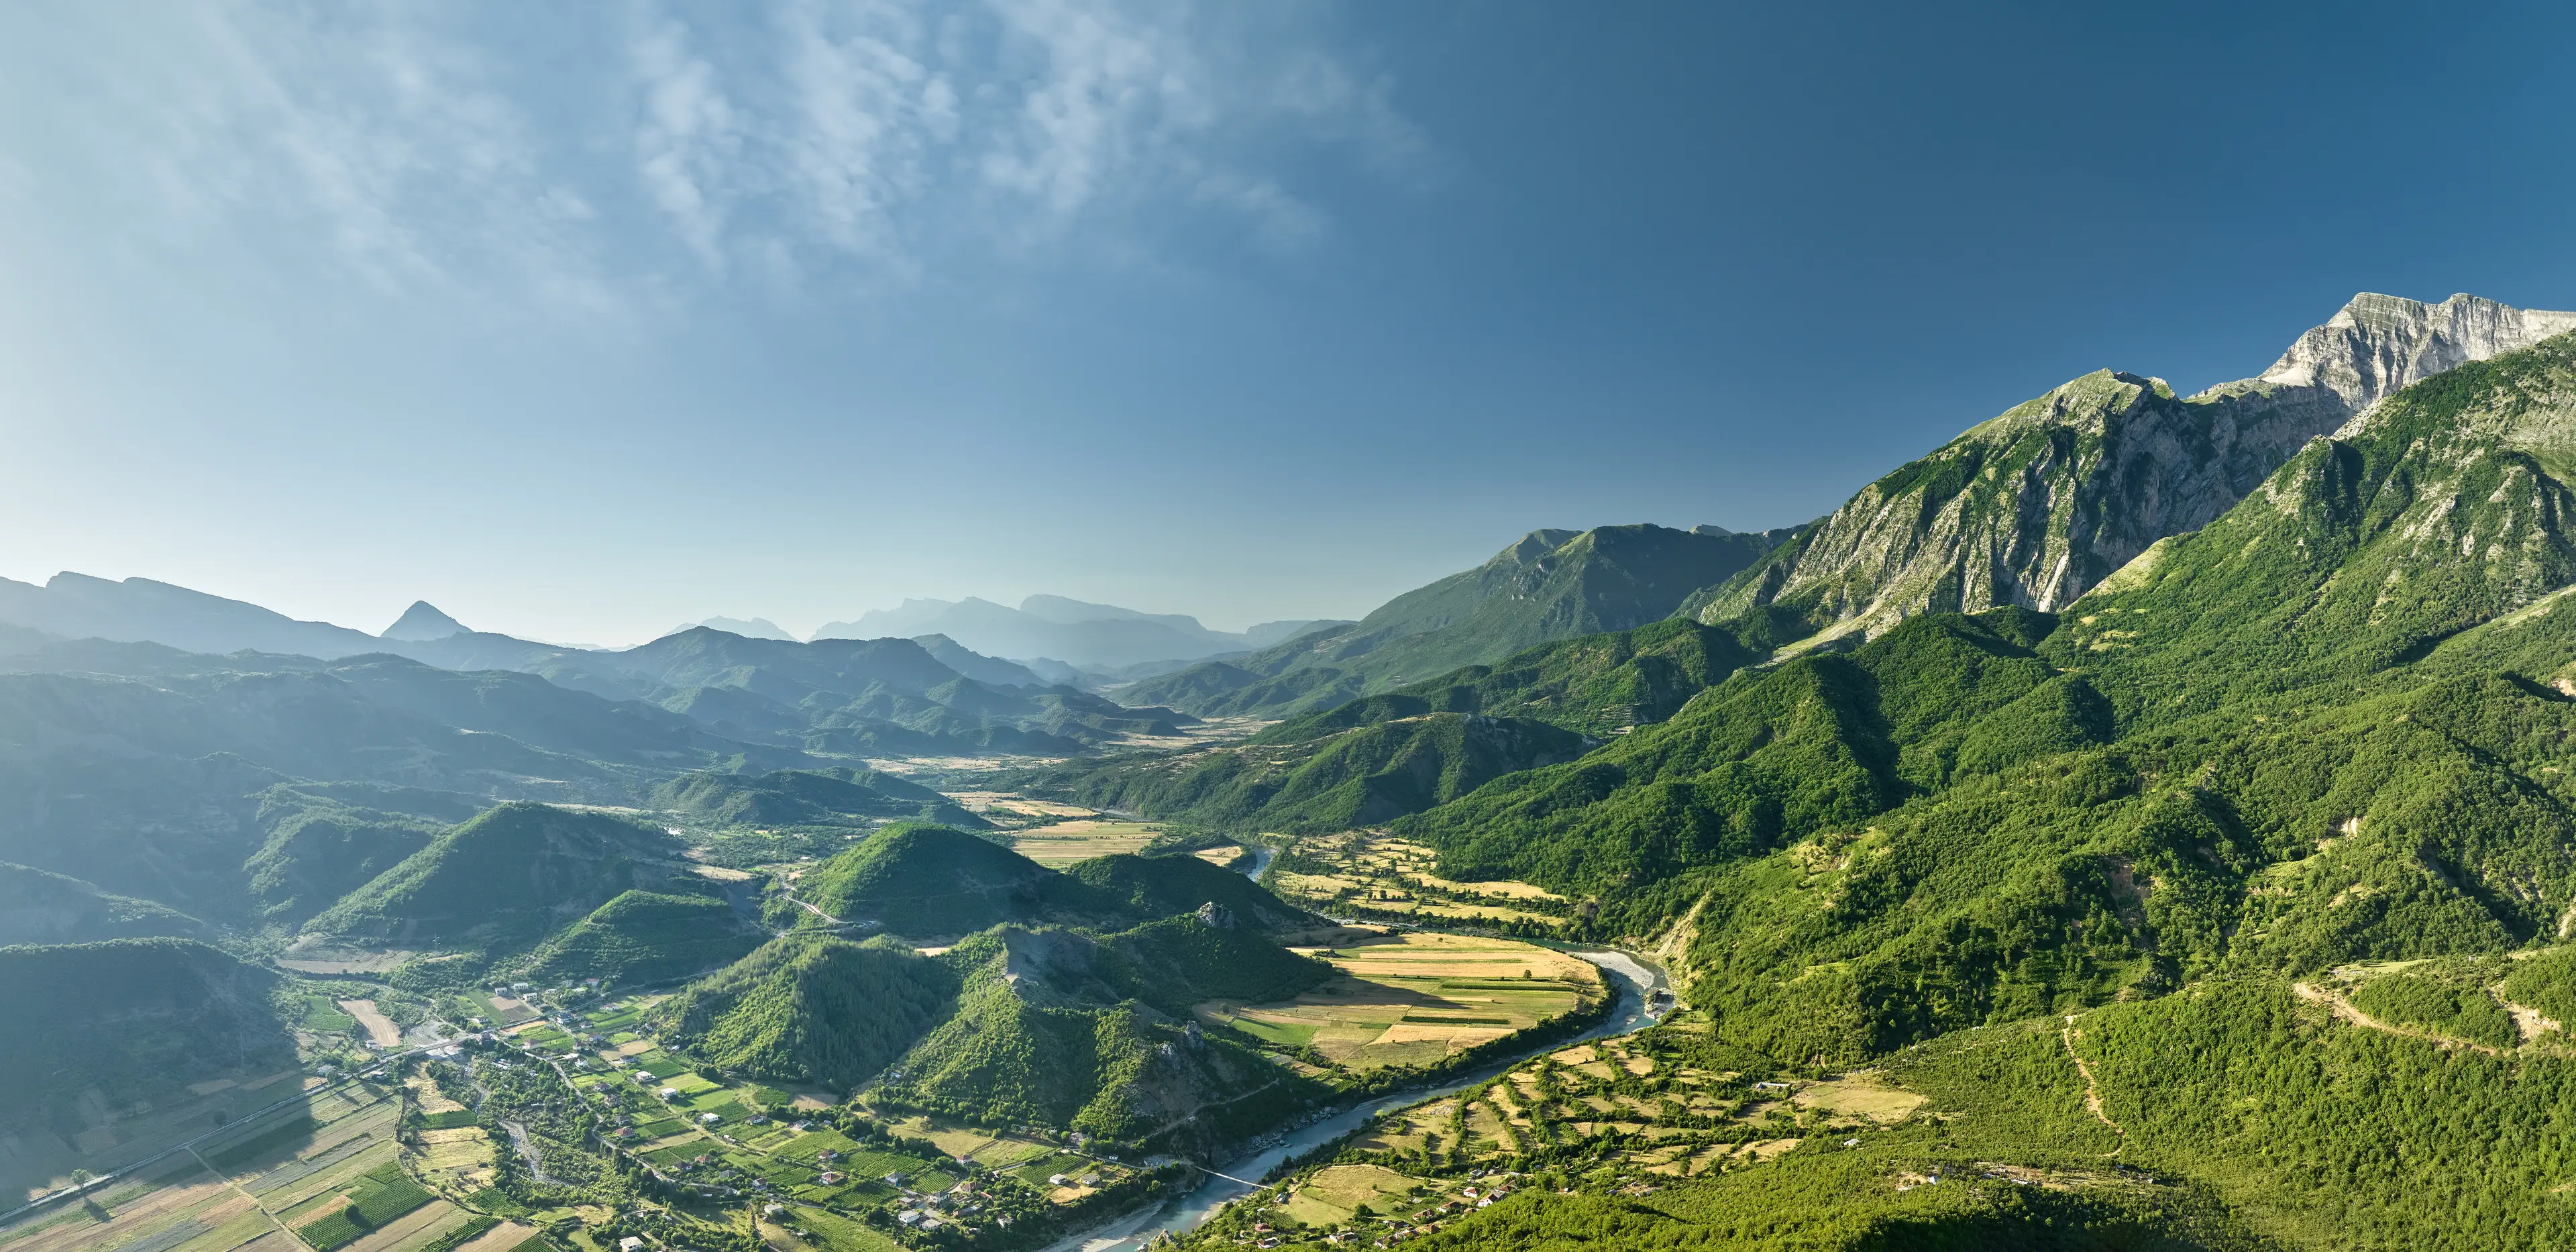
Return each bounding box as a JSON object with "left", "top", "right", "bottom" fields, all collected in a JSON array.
[{"left": 0, "top": 0, "right": 1422, "bottom": 312}]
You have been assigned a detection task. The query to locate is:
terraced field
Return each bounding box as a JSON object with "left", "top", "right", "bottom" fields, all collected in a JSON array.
[{"left": 1269, "top": 833, "right": 1572, "bottom": 930}]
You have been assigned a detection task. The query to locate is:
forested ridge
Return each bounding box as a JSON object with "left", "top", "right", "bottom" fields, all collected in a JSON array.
[{"left": 1172, "top": 329, "right": 2576, "bottom": 1249}]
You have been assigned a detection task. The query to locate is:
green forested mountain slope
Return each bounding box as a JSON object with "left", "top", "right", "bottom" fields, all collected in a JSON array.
[
  {"left": 241, "top": 786, "right": 455, "bottom": 921},
  {"left": 1019, "top": 613, "right": 1822, "bottom": 837},
  {"left": 1019, "top": 713, "right": 1592, "bottom": 837},
  {"left": 649, "top": 766, "right": 989, "bottom": 831},
  {"left": 1387, "top": 329, "right": 2576, "bottom": 1082},
  {"left": 660, "top": 932, "right": 962, "bottom": 1089},
  {"left": 0, "top": 939, "right": 294, "bottom": 1123},
  {"left": 305, "top": 803, "right": 691, "bottom": 945},
  {"left": 0, "top": 862, "right": 211, "bottom": 946},
  {"left": 871, "top": 921, "right": 1330, "bottom": 1148},
  {"left": 511, "top": 888, "right": 765, "bottom": 987},
  {"left": 1401, "top": 607, "right": 2082, "bottom": 893},
  {"left": 791, "top": 823, "right": 1129, "bottom": 937},
  {"left": 1059, "top": 853, "right": 1322, "bottom": 933},
  {"left": 1120, "top": 523, "right": 1796, "bottom": 717},
  {"left": 1681, "top": 292, "right": 2576, "bottom": 648}
]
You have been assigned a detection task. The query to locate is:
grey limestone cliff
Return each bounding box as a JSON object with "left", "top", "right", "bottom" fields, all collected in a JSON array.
[{"left": 1686, "top": 292, "right": 2576, "bottom": 641}]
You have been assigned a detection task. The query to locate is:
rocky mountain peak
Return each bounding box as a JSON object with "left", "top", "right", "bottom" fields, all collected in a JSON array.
[
  {"left": 1687, "top": 291, "right": 2576, "bottom": 644},
  {"left": 2255, "top": 292, "right": 2576, "bottom": 420}
]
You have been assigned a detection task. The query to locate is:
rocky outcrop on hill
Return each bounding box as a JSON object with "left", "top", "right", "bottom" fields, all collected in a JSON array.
[{"left": 1685, "top": 293, "right": 2576, "bottom": 641}]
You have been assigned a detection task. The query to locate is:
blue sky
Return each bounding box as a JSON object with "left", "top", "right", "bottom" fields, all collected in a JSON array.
[{"left": 3, "top": 1, "right": 2573, "bottom": 644}]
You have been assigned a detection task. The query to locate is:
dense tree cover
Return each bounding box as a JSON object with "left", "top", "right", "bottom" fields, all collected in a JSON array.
[
  {"left": 1263, "top": 617, "right": 1774, "bottom": 740},
  {"left": 510, "top": 888, "right": 763, "bottom": 987},
  {"left": 791, "top": 821, "right": 1129, "bottom": 936},
  {"left": 2499, "top": 947, "right": 2576, "bottom": 1027},
  {"left": 1020, "top": 713, "right": 1591, "bottom": 837},
  {"left": 1059, "top": 852, "right": 1320, "bottom": 933},
  {"left": 660, "top": 933, "right": 960, "bottom": 1089},
  {"left": 2082, "top": 980, "right": 2576, "bottom": 1248},
  {"left": 304, "top": 802, "right": 688, "bottom": 944},
  {"left": 868, "top": 921, "right": 1330, "bottom": 1150},
  {"left": 0, "top": 859, "right": 209, "bottom": 946},
  {"left": 649, "top": 766, "right": 989, "bottom": 831},
  {"left": 1399, "top": 609, "right": 2092, "bottom": 894},
  {"left": 0, "top": 938, "right": 295, "bottom": 1124},
  {"left": 1122, "top": 524, "right": 1795, "bottom": 718},
  {"left": 2346, "top": 966, "right": 2518, "bottom": 1048},
  {"left": 240, "top": 786, "right": 449, "bottom": 921},
  {"left": 1405, "top": 1167, "right": 2269, "bottom": 1252}
]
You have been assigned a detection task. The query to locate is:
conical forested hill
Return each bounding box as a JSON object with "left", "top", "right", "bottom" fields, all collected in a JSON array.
[
  {"left": 790, "top": 822, "right": 1128, "bottom": 937},
  {"left": 304, "top": 802, "right": 689, "bottom": 944},
  {"left": 659, "top": 933, "right": 961, "bottom": 1090}
]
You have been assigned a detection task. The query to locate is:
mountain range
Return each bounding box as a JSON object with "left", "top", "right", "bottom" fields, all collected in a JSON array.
[
  {"left": 1114, "top": 522, "right": 1801, "bottom": 718},
  {"left": 1686, "top": 292, "right": 2576, "bottom": 644},
  {"left": 25, "top": 288, "right": 2576, "bottom": 1249},
  {"left": 816, "top": 594, "right": 1331, "bottom": 671}
]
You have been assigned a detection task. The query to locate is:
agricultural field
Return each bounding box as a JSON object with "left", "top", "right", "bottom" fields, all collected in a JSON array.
[
  {"left": 467, "top": 989, "right": 1144, "bottom": 1243},
  {"left": 0, "top": 1063, "right": 316, "bottom": 1204},
  {"left": 1181, "top": 1016, "right": 1925, "bottom": 1249},
  {"left": 0, "top": 1082, "right": 493, "bottom": 1252},
  {"left": 1195, "top": 931, "right": 1601, "bottom": 1071},
  {"left": 1269, "top": 833, "right": 1572, "bottom": 931},
  {"left": 1002, "top": 819, "right": 1169, "bottom": 866},
  {"left": 339, "top": 1000, "right": 405, "bottom": 1048},
  {"left": 943, "top": 792, "right": 1097, "bottom": 828}
]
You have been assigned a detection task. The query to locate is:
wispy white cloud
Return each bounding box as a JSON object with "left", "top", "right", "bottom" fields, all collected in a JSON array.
[{"left": 0, "top": 0, "right": 1428, "bottom": 311}]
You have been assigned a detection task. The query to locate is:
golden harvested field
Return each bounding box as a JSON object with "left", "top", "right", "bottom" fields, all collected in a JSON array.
[
  {"left": 945, "top": 792, "right": 1097, "bottom": 823},
  {"left": 1006, "top": 819, "right": 1167, "bottom": 866},
  {"left": 1196, "top": 932, "right": 1599, "bottom": 1070},
  {"left": 1790, "top": 1075, "right": 1927, "bottom": 1123},
  {"left": 412, "top": 1128, "right": 496, "bottom": 1192},
  {"left": 1191, "top": 843, "right": 1247, "bottom": 866},
  {"left": 339, "top": 999, "right": 403, "bottom": 1047},
  {"left": 453, "top": 1222, "right": 540, "bottom": 1252}
]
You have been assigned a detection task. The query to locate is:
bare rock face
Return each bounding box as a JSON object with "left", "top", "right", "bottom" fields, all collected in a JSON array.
[
  {"left": 2259, "top": 293, "right": 2576, "bottom": 419},
  {"left": 1693, "top": 293, "right": 2576, "bottom": 640}
]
